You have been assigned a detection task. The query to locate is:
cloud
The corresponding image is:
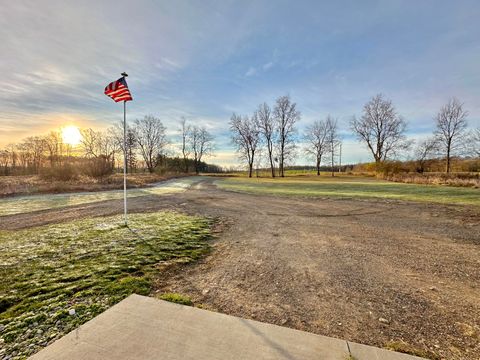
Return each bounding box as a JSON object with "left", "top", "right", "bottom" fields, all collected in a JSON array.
[
  {"left": 262, "top": 62, "right": 274, "bottom": 70},
  {"left": 154, "top": 58, "right": 183, "bottom": 71},
  {"left": 245, "top": 67, "right": 257, "bottom": 77},
  {"left": 245, "top": 61, "right": 275, "bottom": 77},
  {"left": 1, "top": 0, "right": 479, "bottom": 168}
]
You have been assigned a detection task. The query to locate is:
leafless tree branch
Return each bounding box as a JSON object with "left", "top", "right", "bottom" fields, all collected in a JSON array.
[
  {"left": 274, "top": 95, "right": 300, "bottom": 177},
  {"left": 351, "top": 94, "right": 409, "bottom": 165},
  {"left": 133, "top": 115, "right": 168, "bottom": 173},
  {"left": 230, "top": 113, "right": 260, "bottom": 177},
  {"left": 434, "top": 98, "right": 468, "bottom": 173},
  {"left": 304, "top": 119, "right": 329, "bottom": 175},
  {"left": 255, "top": 103, "right": 276, "bottom": 177}
]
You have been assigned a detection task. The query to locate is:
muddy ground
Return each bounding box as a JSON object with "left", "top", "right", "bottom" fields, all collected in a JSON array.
[{"left": 1, "top": 178, "right": 479, "bottom": 359}]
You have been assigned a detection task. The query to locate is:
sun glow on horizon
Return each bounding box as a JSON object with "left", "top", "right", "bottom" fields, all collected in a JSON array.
[{"left": 61, "top": 125, "right": 82, "bottom": 146}]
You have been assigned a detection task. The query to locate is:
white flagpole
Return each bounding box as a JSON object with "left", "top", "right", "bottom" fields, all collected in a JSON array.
[
  {"left": 123, "top": 99, "right": 128, "bottom": 225},
  {"left": 122, "top": 84, "right": 128, "bottom": 226}
]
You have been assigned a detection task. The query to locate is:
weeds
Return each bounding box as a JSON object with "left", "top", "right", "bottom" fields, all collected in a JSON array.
[
  {"left": 385, "top": 341, "right": 441, "bottom": 360},
  {"left": 382, "top": 172, "right": 480, "bottom": 188},
  {"left": 159, "top": 293, "right": 193, "bottom": 306}
]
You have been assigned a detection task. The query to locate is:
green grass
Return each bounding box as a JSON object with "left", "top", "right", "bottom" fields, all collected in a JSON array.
[
  {"left": 0, "top": 177, "right": 198, "bottom": 216},
  {"left": 215, "top": 176, "right": 480, "bottom": 206},
  {"left": 159, "top": 293, "right": 193, "bottom": 306},
  {"left": 0, "top": 211, "right": 212, "bottom": 359}
]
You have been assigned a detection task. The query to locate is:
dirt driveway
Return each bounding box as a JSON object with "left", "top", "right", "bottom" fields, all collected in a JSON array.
[{"left": 2, "top": 177, "right": 479, "bottom": 359}]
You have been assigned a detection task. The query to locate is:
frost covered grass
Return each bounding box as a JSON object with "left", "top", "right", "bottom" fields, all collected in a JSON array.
[
  {"left": 0, "top": 177, "right": 199, "bottom": 216},
  {"left": 0, "top": 211, "right": 212, "bottom": 359}
]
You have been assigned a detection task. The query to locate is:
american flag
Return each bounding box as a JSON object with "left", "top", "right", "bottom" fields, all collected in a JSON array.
[{"left": 104, "top": 77, "right": 133, "bottom": 102}]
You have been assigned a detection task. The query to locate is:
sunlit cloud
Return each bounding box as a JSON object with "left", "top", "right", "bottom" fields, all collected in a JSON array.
[{"left": 1, "top": 1, "right": 479, "bottom": 165}]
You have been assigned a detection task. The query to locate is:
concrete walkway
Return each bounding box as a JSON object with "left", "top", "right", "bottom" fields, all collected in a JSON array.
[{"left": 30, "top": 294, "right": 425, "bottom": 360}]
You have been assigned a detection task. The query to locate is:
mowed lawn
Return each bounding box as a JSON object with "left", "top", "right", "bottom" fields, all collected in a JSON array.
[
  {"left": 0, "top": 212, "right": 212, "bottom": 359},
  {"left": 215, "top": 175, "right": 480, "bottom": 207}
]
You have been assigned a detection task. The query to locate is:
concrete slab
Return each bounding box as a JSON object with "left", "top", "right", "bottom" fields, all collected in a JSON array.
[{"left": 30, "top": 294, "right": 425, "bottom": 360}]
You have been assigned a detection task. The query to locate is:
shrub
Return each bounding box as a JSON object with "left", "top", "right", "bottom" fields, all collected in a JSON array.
[
  {"left": 79, "top": 156, "right": 113, "bottom": 178},
  {"left": 40, "top": 164, "right": 78, "bottom": 181},
  {"left": 375, "top": 161, "right": 410, "bottom": 176}
]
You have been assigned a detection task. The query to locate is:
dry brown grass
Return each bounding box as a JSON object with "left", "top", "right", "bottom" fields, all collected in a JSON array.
[
  {"left": 384, "top": 341, "right": 441, "bottom": 360},
  {"left": 381, "top": 172, "right": 480, "bottom": 188},
  {"left": 0, "top": 173, "right": 189, "bottom": 197}
]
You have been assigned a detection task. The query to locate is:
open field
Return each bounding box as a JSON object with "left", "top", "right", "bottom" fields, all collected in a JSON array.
[
  {"left": 1, "top": 176, "right": 479, "bottom": 359},
  {"left": 215, "top": 175, "right": 480, "bottom": 207},
  {"left": 0, "top": 173, "right": 189, "bottom": 198},
  {"left": 0, "top": 177, "right": 198, "bottom": 216},
  {"left": 0, "top": 211, "right": 212, "bottom": 359},
  {"left": 223, "top": 169, "right": 480, "bottom": 188}
]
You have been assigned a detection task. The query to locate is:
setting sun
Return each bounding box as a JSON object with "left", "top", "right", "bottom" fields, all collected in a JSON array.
[{"left": 61, "top": 125, "right": 82, "bottom": 146}]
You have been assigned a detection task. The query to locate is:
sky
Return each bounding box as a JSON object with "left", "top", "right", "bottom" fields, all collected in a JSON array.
[{"left": 1, "top": 0, "right": 479, "bottom": 167}]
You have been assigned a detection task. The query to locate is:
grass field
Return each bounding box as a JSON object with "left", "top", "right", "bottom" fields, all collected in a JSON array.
[
  {"left": 0, "top": 173, "right": 187, "bottom": 197},
  {"left": 215, "top": 175, "right": 480, "bottom": 207},
  {"left": 0, "top": 177, "right": 198, "bottom": 217},
  {"left": 0, "top": 211, "right": 212, "bottom": 359}
]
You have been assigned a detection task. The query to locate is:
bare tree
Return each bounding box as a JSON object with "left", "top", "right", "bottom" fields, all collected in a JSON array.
[
  {"left": 81, "top": 129, "right": 101, "bottom": 158},
  {"left": 133, "top": 115, "right": 168, "bottom": 173},
  {"left": 0, "top": 150, "right": 10, "bottom": 175},
  {"left": 125, "top": 129, "right": 137, "bottom": 172},
  {"left": 415, "top": 137, "right": 439, "bottom": 173},
  {"left": 255, "top": 103, "right": 276, "bottom": 177},
  {"left": 351, "top": 94, "right": 409, "bottom": 166},
  {"left": 44, "top": 131, "right": 64, "bottom": 167},
  {"left": 6, "top": 144, "right": 17, "bottom": 171},
  {"left": 21, "top": 136, "right": 46, "bottom": 173},
  {"left": 180, "top": 117, "right": 192, "bottom": 173},
  {"left": 16, "top": 142, "right": 31, "bottom": 172},
  {"left": 190, "top": 126, "right": 214, "bottom": 174},
  {"left": 110, "top": 124, "right": 137, "bottom": 173},
  {"left": 325, "top": 116, "right": 341, "bottom": 177},
  {"left": 254, "top": 147, "right": 264, "bottom": 178},
  {"left": 81, "top": 129, "right": 116, "bottom": 159},
  {"left": 434, "top": 98, "right": 468, "bottom": 173},
  {"left": 274, "top": 95, "right": 300, "bottom": 177},
  {"left": 81, "top": 128, "right": 117, "bottom": 176},
  {"left": 230, "top": 113, "right": 260, "bottom": 178},
  {"left": 304, "top": 119, "right": 329, "bottom": 175},
  {"left": 472, "top": 128, "right": 480, "bottom": 157}
]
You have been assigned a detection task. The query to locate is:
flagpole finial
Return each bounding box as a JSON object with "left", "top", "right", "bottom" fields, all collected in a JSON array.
[{"left": 121, "top": 72, "right": 128, "bottom": 77}]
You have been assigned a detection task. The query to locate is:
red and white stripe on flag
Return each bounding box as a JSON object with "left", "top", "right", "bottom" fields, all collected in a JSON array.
[{"left": 104, "top": 77, "right": 133, "bottom": 102}]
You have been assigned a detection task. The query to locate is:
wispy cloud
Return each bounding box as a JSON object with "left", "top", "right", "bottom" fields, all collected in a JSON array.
[
  {"left": 1, "top": 0, "right": 479, "bottom": 165},
  {"left": 245, "top": 67, "right": 257, "bottom": 77},
  {"left": 262, "top": 62, "right": 274, "bottom": 70}
]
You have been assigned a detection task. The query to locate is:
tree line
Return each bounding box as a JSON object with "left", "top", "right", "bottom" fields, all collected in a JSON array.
[
  {"left": 0, "top": 116, "right": 216, "bottom": 177},
  {"left": 230, "top": 95, "right": 306, "bottom": 178},
  {"left": 230, "top": 94, "right": 480, "bottom": 177}
]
